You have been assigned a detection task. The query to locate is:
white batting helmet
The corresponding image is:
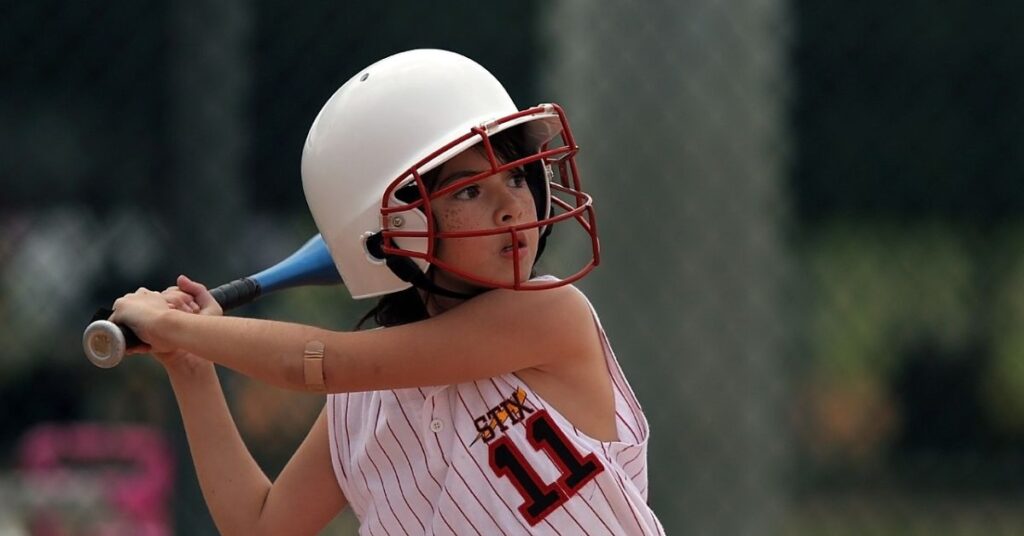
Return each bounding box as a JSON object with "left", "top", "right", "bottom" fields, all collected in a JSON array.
[{"left": 301, "top": 49, "right": 598, "bottom": 299}]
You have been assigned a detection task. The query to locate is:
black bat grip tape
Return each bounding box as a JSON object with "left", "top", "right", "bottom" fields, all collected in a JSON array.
[{"left": 209, "top": 277, "right": 261, "bottom": 312}]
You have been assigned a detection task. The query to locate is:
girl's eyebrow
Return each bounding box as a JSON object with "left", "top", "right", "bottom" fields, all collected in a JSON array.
[{"left": 437, "top": 169, "right": 483, "bottom": 191}]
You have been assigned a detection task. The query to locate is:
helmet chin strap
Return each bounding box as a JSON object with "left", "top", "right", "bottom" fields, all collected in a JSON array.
[
  {"left": 385, "top": 255, "right": 478, "bottom": 300},
  {"left": 366, "top": 232, "right": 476, "bottom": 299},
  {"left": 535, "top": 220, "right": 554, "bottom": 261}
]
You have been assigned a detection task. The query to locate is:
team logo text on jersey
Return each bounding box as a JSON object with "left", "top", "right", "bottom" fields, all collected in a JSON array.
[{"left": 471, "top": 386, "right": 535, "bottom": 446}]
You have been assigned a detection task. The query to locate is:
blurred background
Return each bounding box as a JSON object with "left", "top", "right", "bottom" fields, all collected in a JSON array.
[{"left": 3, "top": 0, "right": 1024, "bottom": 534}]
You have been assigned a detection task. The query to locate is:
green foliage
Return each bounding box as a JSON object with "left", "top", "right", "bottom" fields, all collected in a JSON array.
[{"left": 805, "top": 221, "right": 974, "bottom": 379}]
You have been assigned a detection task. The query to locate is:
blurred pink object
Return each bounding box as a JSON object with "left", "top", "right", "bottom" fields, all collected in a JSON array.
[{"left": 17, "top": 423, "right": 174, "bottom": 536}]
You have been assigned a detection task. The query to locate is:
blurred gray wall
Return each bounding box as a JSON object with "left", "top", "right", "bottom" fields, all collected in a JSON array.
[
  {"left": 541, "top": 1, "right": 793, "bottom": 533},
  {"left": 167, "top": 0, "right": 252, "bottom": 277}
]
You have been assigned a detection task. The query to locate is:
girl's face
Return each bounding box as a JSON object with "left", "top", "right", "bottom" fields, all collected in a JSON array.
[{"left": 429, "top": 146, "right": 540, "bottom": 293}]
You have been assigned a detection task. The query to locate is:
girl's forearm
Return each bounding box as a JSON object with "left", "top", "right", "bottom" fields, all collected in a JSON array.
[
  {"left": 164, "top": 359, "right": 272, "bottom": 535},
  {"left": 155, "top": 311, "right": 329, "bottom": 391}
]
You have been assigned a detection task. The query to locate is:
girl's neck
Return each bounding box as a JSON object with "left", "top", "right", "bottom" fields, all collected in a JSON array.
[
  {"left": 421, "top": 291, "right": 464, "bottom": 317},
  {"left": 420, "top": 271, "right": 469, "bottom": 316}
]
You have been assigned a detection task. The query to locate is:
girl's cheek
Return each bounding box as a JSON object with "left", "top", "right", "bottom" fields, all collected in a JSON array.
[{"left": 438, "top": 207, "right": 467, "bottom": 231}]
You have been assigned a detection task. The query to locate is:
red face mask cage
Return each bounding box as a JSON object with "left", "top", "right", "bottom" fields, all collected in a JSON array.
[{"left": 379, "top": 104, "right": 600, "bottom": 291}]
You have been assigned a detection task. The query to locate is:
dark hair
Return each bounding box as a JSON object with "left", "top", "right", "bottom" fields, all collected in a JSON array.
[{"left": 355, "top": 127, "right": 543, "bottom": 329}]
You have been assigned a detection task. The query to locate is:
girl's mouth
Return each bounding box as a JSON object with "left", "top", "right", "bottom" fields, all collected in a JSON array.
[{"left": 500, "top": 233, "right": 529, "bottom": 257}]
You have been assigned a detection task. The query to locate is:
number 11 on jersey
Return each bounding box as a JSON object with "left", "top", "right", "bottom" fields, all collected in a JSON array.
[{"left": 488, "top": 410, "right": 605, "bottom": 525}]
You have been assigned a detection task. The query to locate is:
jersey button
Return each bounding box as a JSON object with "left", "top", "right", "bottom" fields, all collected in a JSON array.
[{"left": 429, "top": 419, "right": 444, "bottom": 433}]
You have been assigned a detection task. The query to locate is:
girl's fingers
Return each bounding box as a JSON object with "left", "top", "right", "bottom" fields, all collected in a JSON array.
[
  {"left": 177, "top": 274, "right": 200, "bottom": 292},
  {"left": 177, "top": 274, "right": 222, "bottom": 315},
  {"left": 177, "top": 274, "right": 213, "bottom": 296},
  {"left": 126, "top": 344, "right": 152, "bottom": 355},
  {"left": 162, "top": 287, "right": 200, "bottom": 312},
  {"left": 168, "top": 297, "right": 191, "bottom": 311}
]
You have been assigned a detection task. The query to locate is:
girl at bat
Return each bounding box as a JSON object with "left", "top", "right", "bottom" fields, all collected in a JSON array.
[{"left": 109, "top": 49, "right": 664, "bottom": 535}]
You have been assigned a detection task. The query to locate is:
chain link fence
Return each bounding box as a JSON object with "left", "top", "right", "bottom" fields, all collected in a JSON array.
[{"left": 3, "top": 0, "right": 1024, "bottom": 534}]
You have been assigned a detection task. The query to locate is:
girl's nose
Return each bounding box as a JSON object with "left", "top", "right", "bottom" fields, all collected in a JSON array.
[{"left": 495, "top": 190, "right": 525, "bottom": 225}]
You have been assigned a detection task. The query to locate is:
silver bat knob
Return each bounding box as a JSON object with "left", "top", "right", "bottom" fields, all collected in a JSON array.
[{"left": 83, "top": 320, "right": 127, "bottom": 368}]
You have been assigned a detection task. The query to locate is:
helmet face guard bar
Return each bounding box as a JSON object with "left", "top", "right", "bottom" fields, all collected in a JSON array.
[{"left": 380, "top": 104, "right": 600, "bottom": 291}]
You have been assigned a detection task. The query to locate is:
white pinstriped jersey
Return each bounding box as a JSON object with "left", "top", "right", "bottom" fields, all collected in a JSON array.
[{"left": 326, "top": 288, "right": 664, "bottom": 535}]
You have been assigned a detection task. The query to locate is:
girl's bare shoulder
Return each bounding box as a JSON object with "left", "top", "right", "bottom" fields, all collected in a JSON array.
[
  {"left": 467, "top": 284, "right": 597, "bottom": 357},
  {"left": 472, "top": 283, "right": 592, "bottom": 324}
]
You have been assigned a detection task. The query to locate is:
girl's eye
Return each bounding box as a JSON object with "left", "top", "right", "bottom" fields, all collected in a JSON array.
[
  {"left": 451, "top": 171, "right": 526, "bottom": 200},
  {"left": 508, "top": 171, "right": 527, "bottom": 188},
  {"left": 453, "top": 185, "right": 480, "bottom": 200}
]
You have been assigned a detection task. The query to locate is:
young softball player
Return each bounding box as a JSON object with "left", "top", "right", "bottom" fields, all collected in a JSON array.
[{"left": 109, "top": 49, "right": 664, "bottom": 535}]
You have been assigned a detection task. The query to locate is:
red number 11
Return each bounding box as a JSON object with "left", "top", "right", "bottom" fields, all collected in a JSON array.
[{"left": 488, "top": 410, "right": 605, "bottom": 525}]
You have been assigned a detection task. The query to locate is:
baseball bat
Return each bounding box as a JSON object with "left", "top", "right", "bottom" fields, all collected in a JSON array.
[{"left": 83, "top": 233, "right": 342, "bottom": 368}]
